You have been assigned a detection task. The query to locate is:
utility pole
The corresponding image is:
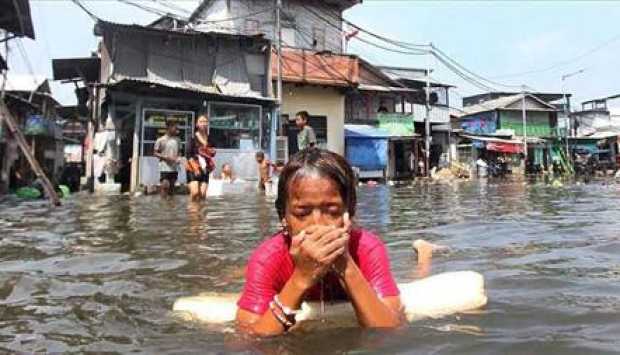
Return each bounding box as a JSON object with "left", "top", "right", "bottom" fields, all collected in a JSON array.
[
  {"left": 424, "top": 44, "right": 431, "bottom": 177},
  {"left": 561, "top": 69, "right": 584, "bottom": 168},
  {"left": 270, "top": 0, "right": 283, "bottom": 163},
  {"left": 276, "top": 0, "right": 283, "bottom": 105},
  {"left": 521, "top": 86, "right": 528, "bottom": 173}
]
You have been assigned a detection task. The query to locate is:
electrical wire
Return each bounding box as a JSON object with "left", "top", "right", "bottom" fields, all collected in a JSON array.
[
  {"left": 313, "top": 1, "right": 429, "bottom": 49},
  {"left": 299, "top": 3, "right": 507, "bottom": 93},
  {"left": 431, "top": 45, "right": 533, "bottom": 90},
  {"left": 151, "top": 0, "right": 192, "bottom": 16},
  {"left": 70, "top": 0, "right": 101, "bottom": 22},
  {"left": 194, "top": 7, "right": 276, "bottom": 24},
  {"left": 309, "top": 2, "right": 532, "bottom": 91},
  {"left": 115, "top": 0, "right": 188, "bottom": 21},
  {"left": 299, "top": 4, "right": 428, "bottom": 54},
  {"left": 490, "top": 33, "right": 620, "bottom": 79}
]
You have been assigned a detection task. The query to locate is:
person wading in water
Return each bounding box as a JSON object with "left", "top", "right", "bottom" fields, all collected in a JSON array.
[
  {"left": 186, "top": 115, "right": 215, "bottom": 201},
  {"left": 154, "top": 120, "right": 181, "bottom": 197}
]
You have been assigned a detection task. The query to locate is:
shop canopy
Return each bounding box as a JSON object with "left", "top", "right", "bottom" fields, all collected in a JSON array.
[{"left": 462, "top": 134, "right": 525, "bottom": 154}]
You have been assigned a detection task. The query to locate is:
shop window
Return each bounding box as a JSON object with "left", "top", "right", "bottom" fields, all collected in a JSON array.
[
  {"left": 208, "top": 103, "right": 261, "bottom": 150},
  {"left": 141, "top": 109, "right": 194, "bottom": 157}
]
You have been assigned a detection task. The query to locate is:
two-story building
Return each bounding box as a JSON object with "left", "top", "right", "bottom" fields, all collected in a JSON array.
[
  {"left": 188, "top": 0, "right": 360, "bottom": 54},
  {"left": 83, "top": 20, "right": 276, "bottom": 192},
  {"left": 188, "top": 0, "right": 361, "bottom": 159},
  {"left": 458, "top": 93, "right": 560, "bottom": 174}
]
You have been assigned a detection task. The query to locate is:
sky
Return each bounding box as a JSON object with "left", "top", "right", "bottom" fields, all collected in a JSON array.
[{"left": 7, "top": 0, "right": 620, "bottom": 110}]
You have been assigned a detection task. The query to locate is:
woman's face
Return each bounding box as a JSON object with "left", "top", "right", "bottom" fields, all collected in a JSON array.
[
  {"left": 197, "top": 117, "right": 209, "bottom": 131},
  {"left": 284, "top": 175, "right": 345, "bottom": 236}
]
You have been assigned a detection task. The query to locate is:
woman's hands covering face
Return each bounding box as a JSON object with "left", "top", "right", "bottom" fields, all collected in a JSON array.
[{"left": 289, "top": 213, "right": 351, "bottom": 290}]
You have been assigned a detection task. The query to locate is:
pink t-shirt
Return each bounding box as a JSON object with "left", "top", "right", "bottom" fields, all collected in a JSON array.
[{"left": 237, "top": 228, "right": 400, "bottom": 315}]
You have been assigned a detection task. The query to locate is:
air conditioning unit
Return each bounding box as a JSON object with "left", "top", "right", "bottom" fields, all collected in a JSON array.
[{"left": 276, "top": 136, "right": 288, "bottom": 163}]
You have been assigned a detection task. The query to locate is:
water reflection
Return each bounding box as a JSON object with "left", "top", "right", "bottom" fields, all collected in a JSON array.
[{"left": 1, "top": 181, "right": 620, "bottom": 353}]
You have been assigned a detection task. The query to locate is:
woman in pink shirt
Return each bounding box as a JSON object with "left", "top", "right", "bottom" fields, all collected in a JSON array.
[{"left": 236, "top": 148, "right": 404, "bottom": 336}]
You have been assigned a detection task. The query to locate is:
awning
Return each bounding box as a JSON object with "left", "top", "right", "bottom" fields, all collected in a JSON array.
[
  {"left": 0, "top": 0, "right": 35, "bottom": 39},
  {"left": 487, "top": 142, "right": 523, "bottom": 154},
  {"left": 345, "top": 124, "right": 391, "bottom": 138},
  {"left": 53, "top": 57, "right": 101, "bottom": 83},
  {"left": 357, "top": 84, "right": 416, "bottom": 93},
  {"left": 463, "top": 134, "right": 525, "bottom": 154},
  {"left": 462, "top": 134, "right": 523, "bottom": 144}
]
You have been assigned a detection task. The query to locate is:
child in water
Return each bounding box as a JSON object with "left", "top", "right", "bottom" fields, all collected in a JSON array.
[
  {"left": 220, "top": 163, "right": 235, "bottom": 183},
  {"left": 236, "top": 148, "right": 405, "bottom": 336}
]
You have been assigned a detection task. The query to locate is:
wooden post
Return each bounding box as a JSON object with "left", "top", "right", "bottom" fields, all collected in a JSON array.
[
  {"left": 0, "top": 100, "right": 60, "bottom": 206},
  {"left": 130, "top": 98, "right": 143, "bottom": 192}
]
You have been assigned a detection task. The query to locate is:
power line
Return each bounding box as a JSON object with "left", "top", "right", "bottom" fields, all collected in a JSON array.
[
  {"left": 299, "top": 3, "right": 508, "bottom": 92},
  {"left": 70, "top": 0, "right": 100, "bottom": 22},
  {"left": 431, "top": 45, "right": 533, "bottom": 91},
  {"left": 309, "top": 2, "right": 532, "bottom": 92},
  {"left": 150, "top": 0, "right": 192, "bottom": 16},
  {"left": 115, "top": 0, "right": 188, "bottom": 21},
  {"left": 313, "top": 1, "right": 429, "bottom": 49},
  {"left": 300, "top": 4, "right": 429, "bottom": 56},
  {"left": 491, "top": 33, "right": 620, "bottom": 79},
  {"left": 194, "top": 7, "right": 276, "bottom": 24}
]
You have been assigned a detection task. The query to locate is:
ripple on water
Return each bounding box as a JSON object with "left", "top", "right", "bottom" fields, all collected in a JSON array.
[{"left": 1, "top": 181, "right": 620, "bottom": 353}]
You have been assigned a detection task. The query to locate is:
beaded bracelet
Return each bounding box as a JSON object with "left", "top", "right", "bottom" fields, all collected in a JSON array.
[
  {"left": 269, "top": 301, "right": 293, "bottom": 330},
  {"left": 274, "top": 294, "right": 300, "bottom": 317}
]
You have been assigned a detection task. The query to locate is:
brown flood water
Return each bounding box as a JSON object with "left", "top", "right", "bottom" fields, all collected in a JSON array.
[{"left": 1, "top": 180, "right": 620, "bottom": 354}]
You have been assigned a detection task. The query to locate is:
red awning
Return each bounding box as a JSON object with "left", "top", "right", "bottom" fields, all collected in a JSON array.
[{"left": 486, "top": 142, "right": 523, "bottom": 154}]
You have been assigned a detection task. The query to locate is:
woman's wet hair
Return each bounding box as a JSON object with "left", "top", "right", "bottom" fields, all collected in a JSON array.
[{"left": 275, "top": 148, "right": 357, "bottom": 219}]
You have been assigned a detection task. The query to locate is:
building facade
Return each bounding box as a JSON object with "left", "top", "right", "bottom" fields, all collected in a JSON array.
[
  {"left": 92, "top": 20, "right": 275, "bottom": 192},
  {"left": 188, "top": 0, "right": 361, "bottom": 53}
]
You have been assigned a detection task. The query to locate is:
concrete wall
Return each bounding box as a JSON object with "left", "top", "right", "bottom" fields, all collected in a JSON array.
[{"left": 281, "top": 83, "right": 345, "bottom": 155}]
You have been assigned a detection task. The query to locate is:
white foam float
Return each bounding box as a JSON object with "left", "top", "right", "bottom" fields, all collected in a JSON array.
[{"left": 173, "top": 271, "right": 487, "bottom": 324}]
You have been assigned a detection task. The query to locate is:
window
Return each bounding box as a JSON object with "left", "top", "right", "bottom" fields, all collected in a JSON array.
[
  {"left": 282, "top": 27, "right": 296, "bottom": 47},
  {"left": 312, "top": 27, "right": 326, "bottom": 50},
  {"left": 141, "top": 109, "right": 194, "bottom": 157},
  {"left": 244, "top": 19, "right": 260, "bottom": 35},
  {"left": 208, "top": 103, "right": 261, "bottom": 150}
]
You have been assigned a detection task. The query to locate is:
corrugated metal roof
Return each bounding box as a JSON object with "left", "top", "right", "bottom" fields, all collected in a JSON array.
[
  {"left": 357, "top": 84, "right": 415, "bottom": 93},
  {"left": 109, "top": 77, "right": 276, "bottom": 102},
  {"left": 378, "top": 66, "right": 428, "bottom": 81},
  {"left": 377, "top": 66, "right": 453, "bottom": 88},
  {"left": 0, "top": 73, "right": 49, "bottom": 93},
  {"left": 462, "top": 93, "right": 557, "bottom": 116},
  {"left": 274, "top": 48, "right": 358, "bottom": 87},
  {"left": 95, "top": 20, "right": 269, "bottom": 44}
]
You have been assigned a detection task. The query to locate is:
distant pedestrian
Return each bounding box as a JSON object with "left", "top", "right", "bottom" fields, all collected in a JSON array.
[
  {"left": 295, "top": 111, "right": 317, "bottom": 151},
  {"left": 154, "top": 119, "right": 181, "bottom": 197},
  {"left": 187, "top": 115, "right": 215, "bottom": 201},
  {"left": 255, "top": 151, "right": 271, "bottom": 191}
]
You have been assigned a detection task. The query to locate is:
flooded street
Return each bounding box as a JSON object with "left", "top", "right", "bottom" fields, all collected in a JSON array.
[{"left": 1, "top": 180, "right": 620, "bottom": 354}]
